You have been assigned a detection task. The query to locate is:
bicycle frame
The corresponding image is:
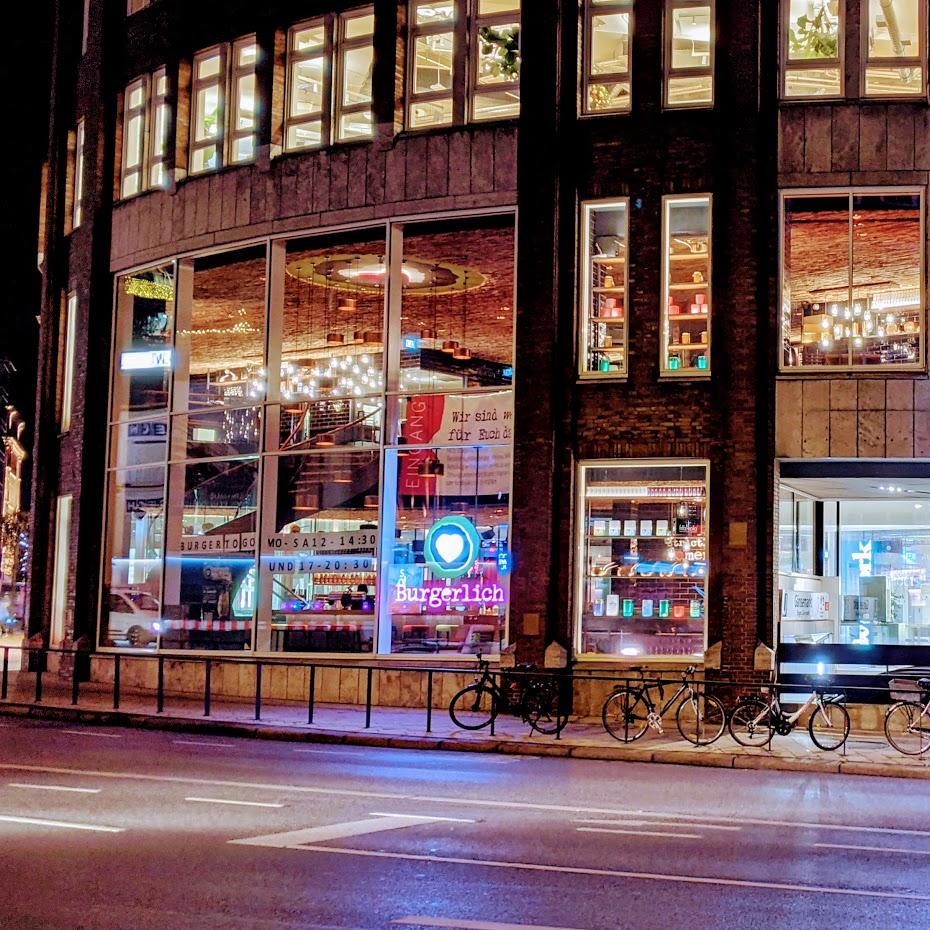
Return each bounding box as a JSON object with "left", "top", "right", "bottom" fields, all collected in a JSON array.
[
  {"left": 632, "top": 675, "right": 704, "bottom": 734},
  {"left": 751, "top": 688, "right": 838, "bottom": 731}
]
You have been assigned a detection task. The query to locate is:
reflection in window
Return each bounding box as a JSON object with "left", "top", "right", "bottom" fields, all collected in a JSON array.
[
  {"left": 258, "top": 452, "right": 378, "bottom": 653},
  {"left": 580, "top": 200, "right": 628, "bottom": 377},
  {"left": 662, "top": 195, "right": 711, "bottom": 377},
  {"left": 583, "top": 1, "right": 632, "bottom": 114},
  {"left": 781, "top": 191, "right": 923, "bottom": 370},
  {"left": 783, "top": 0, "right": 842, "bottom": 98},
  {"left": 864, "top": 0, "right": 925, "bottom": 97},
  {"left": 665, "top": 1, "right": 714, "bottom": 108},
  {"left": 576, "top": 461, "right": 709, "bottom": 659}
]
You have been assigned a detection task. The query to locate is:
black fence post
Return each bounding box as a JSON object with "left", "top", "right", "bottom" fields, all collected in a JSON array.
[
  {"left": 1, "top": 646, "right": 8, "bottom": 700},
  {"left": 365, "top": 667, "right": 373, "bottom": 729},
  {"left": 307, "top": 665, "right": 316, "bottom": 724},
  {"left": 156, "top": 656, "right": 165, "bottom": 713},
  {"left": 71, "top": 661, "right": 80, "bottom": 705},
  {"left": 113, "top": 654, "right": 121, "bottom": 710},
  {"left": 34, "top": 654, "right": 43, "bottom": 703},
  {"left": 489, "top": 671, "right": 496, "bottom": 736},
  {"left": 426, "top": 670, "right": 434, "bottom": 733},
  {"left": 255, "top": 662, "right": 262, "bottom": 721},
  {"left": 204, "top": 660, "right": 212, "bottom": 717}
]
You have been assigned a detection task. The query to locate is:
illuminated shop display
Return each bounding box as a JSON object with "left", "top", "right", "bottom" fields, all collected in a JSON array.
[
  {"left": 781, "top": 191, "right": 923, "bottom": 371},
  {"left": 576, "top": 461, "right": 709, "bottom": 659},
  {"left": 101, "top": 215, "right": 515, "bottom": 654}
]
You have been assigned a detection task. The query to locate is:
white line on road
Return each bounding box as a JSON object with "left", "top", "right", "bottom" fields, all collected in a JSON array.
[
  {"left": 394, "top": 917, "right": 590, "bottom": 930},
  {"left": 172, "top": 740, "right": 236, "bottom": 749},
  {"left": 184, "top": 797, "right": 285, "bottom": 809},
  {"left": 3, "top": 761, "right": 929, "bottom": 841},
  {"left": 61, "top": 730, "right": 122, "bottom": 739},
  {"left": 815, "top": 842, "right": 930, "bottom": 856},
  {"left": 576, "top": 817, "right": 739, "bottom": 832},
  {"left": 577, "top": 826, "right": 701, "bottom": 840},
  {"left": 0, "top": 814, "right": 123, "bottom": 833},
  {"left": 297, "top": 845, "right": 930, "bottom": 902},
  {"left": 8, "top": 783, "right": 101, "bottom": 794},
  {"left": 293, "top": 747, "right": 521, "bottom": 765},
  {"left": 369, "top": 812, "right": 476, "bottom": 823}
]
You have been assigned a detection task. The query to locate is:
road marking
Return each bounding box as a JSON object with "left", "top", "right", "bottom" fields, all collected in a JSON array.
[
  {"left": 576, "top": 817, "right": 739, "bottom": 832},
  {"left": 293, "top": 845, "right": 930, "bottom": 903},
  {"left": 61, "top": 730, "right": 122, "bottom": 739},
  {"left": 185, "top": 797, "right": 285, "bottom": 809},
  {"left": 293, "top": 748, "right": 356, "bottom": 756},
  {"left": 3, "top": 762, "right": 929, "bottom": 841},
  {"left": 173, "top": 740, "right": 236, "bottom": 748},
  {"left": 230, "top": 813, "right": 469, "bottom": 849},
  {"left": 369, "top": 812, "right": 476, "bottom": 823},
  {"left": 293, "top": 747, "right": 520, "bottom": 765},
  {"left": 8, "top": 783, "right": 101, "bottom": 794},
  {"left": 394, "top": 918, "right": 590, "bottom": 930},
  {"left": 577, "top": 826, "right": 701, "bottom": 840},
  {"left": 0, "top": 814, "right": 123, "bottom": 833},
  {"left": 815, "top": 842, "right": 930, "bottom": 856}
]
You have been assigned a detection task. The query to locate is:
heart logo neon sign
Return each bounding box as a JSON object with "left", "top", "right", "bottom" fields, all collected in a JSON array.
[{"left": 424, "top": 515, "right": 482, "bottom": 579}]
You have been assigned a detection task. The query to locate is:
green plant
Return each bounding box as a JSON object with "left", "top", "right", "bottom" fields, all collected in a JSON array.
[
  {"left": 478, "top": 25, "right": 520, "bottom": 81},
  {"left": 788, "top": 4, "right": 838, "bottom": 60}
]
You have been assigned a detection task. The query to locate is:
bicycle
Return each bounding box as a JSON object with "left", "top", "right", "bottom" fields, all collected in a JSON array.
[
  {"left": 728, "top": 681, "right": 850, "bottom": 751},
  {"left": 601, "top": 665, "right": 725, "bottom": 745},
  {"left": 449, "top": 656, "right": 569, "bottom": 736},
  {"left": 884, "top": 676, "right": 930, "bottom": 756}
]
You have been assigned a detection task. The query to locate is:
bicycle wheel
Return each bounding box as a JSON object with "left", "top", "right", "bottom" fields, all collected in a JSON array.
[
  {"left": 676, "top": 693, "right": 726, "bottom": 746},
  {"left": 808, "top": 698, "right": 850, "bottom": 751},
  {"left": 522, "top": 680, "right": 568, "bottom": 736},
  {"left": 728, "top": 697, "right": 775, "bottom": 748},
  {"left": 449, "top": 684, "right": 496, "bottom": 730},
  {"left": 884, "top": 701, "right": 930, "bottom": 756},
  {"left": 602, "top": 687, "right": 649, "bottom": 742}
]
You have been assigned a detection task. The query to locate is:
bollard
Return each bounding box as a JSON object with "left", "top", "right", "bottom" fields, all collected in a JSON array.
[
  {"left": 365, "top": 667, "right": 373, "bottom": 728},
  {"left": 113, "top": 654, "right": 121, "bottom": 710},
  {"left": 307, "top": 665, "right": 316, "bottom": 724},
  {"left": 426, "top": 670, "right": 434, "bottom": 733},
  {"left": 156, "top": 656, "right": 165, "bottom": 713},
  {"left": 255, "top": 663, "right": 262, "bottom": 720},
  {"left": 204, "top": 660, "right": 212, "bottom": 717}
]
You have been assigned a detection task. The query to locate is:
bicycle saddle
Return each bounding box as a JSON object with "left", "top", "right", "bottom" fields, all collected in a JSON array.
[{"left": 918, "top": 677, "right": 930, "bottom": 690}]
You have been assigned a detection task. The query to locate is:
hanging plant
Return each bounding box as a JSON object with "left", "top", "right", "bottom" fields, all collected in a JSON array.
[
  {"left": 788, "top": 3, "right": 838, "bottom": 60},
  {"left": 478, "top": 25, "right": 521, "bottom": 81}
]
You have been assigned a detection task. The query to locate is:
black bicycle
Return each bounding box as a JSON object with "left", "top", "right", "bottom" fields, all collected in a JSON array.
[
  {"left": 449, "top": 656, "right": 568, "bottom": 735},
  {"left": 601, "top": 665, "right": 726, "bottom": 745}
]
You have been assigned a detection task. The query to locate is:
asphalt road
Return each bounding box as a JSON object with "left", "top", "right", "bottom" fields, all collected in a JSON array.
[{"left": 1, "top": 718, "right": 929, "bottom": 930}]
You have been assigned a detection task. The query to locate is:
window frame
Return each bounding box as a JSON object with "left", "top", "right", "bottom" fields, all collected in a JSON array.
[
  {"left": 778, "top": 186, "right": 926, "bottom": 374},
  {"left": 578, "top": 197, "right": 630, "bottom": 381},
  {"left": 581, "top": 0, "right": 634, "bottom": 116},
  {"left": 663, "top": 0, "right": 715, "bottom": 110},
  {"left": 120, "top": 75, "right": 149, "bottom": 199},
  {"left": 61, "top": 292, "right": 78, "bottom": 434},
  {"left": 285, "top": 17, "right": 332, "bottom": 151},
  {"left": 860, "top": 0, "right": 928, "bottom": 99},
  {"left": 73, "top": 119, "right": 85, "bottom": 230},
  {"left": 149, "top": 67, "right": 170, "bottom": 188},
  {"left": 190, "top": 44, "right": 228, "bottom": 176},
  {"left": 470, "top": 1, "right": 521, "bottom": 122},
  {"left": 407, "top": 0, "right": 465, "bottom": 128},
  {"left": 229, "top": 36, "right": 259, "bottom": 166},
  {"left": 573, "top": 457, "right": 711, "bottom": 664},
  {"left": 781, "top": 0, "right": 845, "bottom": 100},
  {"left": 660, "top": 193, "right": 712, "bottom": 380},
  {"left": 335, "top": 7, "right": 376, "bottom": 142}
]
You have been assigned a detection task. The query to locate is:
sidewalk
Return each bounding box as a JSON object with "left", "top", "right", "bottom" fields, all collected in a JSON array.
[{"left": 2, "top": 669, "right": 929, "bottom": 779}]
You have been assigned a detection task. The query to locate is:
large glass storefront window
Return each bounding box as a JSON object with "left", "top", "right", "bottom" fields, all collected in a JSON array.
[
  {"left": 781, "top": 191, "right": 923, "bottom": 371},
  {"left": 103, "top": 214, "right": 515, "bottom": 654},
  {"left": 575, "top": 461, "right": 709, "bottom": 660}
]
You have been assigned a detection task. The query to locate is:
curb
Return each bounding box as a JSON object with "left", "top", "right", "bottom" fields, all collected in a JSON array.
[{"left": 3, "top": 702, "right": 929, "bottom": 780}]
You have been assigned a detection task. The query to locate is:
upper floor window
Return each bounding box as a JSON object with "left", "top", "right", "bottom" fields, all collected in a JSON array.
[
  {"left": 665, "top": 1, "right": 714, "bottom": 108},
  {"left": 73, "top": 119, "right": 86, "bottom": 230},
  {"left": 285, "top": 8, "right": 374, "bottom": 152},
  {"left": 661, "top": 195, "right": 711, "bottom": 378},
  {"left": 780, "top": 190, "right": 924, "bottom": 371},
  {"left": 782, "top": 0, "right": 842, "bottom": 98},
  {"left": 190, "top": 36, "right": 258, "bottom": 175},
  {"left": 120, "top": 68, "right": 170, "bottom": 198},
  {"left": 407, "top": 0, "right": 520, "bottom": 129},
  {"left": 863, "top": 0, "right": 926, "bottom": 97},
  {"left": 128, "top": 0, "right": 151, "bottom": 12},
  {"left": 582, "top": 1, "right": 632, "bottom": 114}
]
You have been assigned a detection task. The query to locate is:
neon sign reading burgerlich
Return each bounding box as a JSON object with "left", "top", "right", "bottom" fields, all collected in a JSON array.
[{"left": 393, "top": 580, "right": 506, "bottom": 609}]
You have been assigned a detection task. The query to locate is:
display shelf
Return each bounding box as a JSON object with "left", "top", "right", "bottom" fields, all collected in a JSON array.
[
  {"left": 667, "top": 343, "right": 708, "bottom": 352},
  {"left": 669, "top": 253, "right": 709, "bottom": 262},
  {"left": 592, "top": 286, "right": 626, "bottom": 294},
  {"left": 669, "top": 283, "right": 708, "bottom": 291},
  {"left": 592, "top": 256, "right": 626, "bottom": 265},
  {"left": 668, "top": 313, "right": 709, "bottom": 321}
]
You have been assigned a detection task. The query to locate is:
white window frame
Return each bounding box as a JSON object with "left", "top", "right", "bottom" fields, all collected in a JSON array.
[
  {"left": 149, "top": 67, "right": 170, "bottom": 188},
  {"left": 285, "top": 17, "right": 331, "bottom": 150},
  {"left": 72, "top": 119, "right": 85, "bottom": 230},
  {"left": 579, "top": 198, "right": 630, "bottom": 380},
  {"left": 335, "top": 8, "right": 376, "bottom": 142},
  {"left": 50, "top": 495, "right": 73, "bottom": 647},
  {"left": 229, "top": 36, "right": 259, "bottom": 165},
  {"left": 120, "top": 75, "right": 149, "bottom": 198},
  {"left": 781, "top": 0, "right": 844, "bottom": 99},
  {"left": 573, "top": 457, "right": 711, "bottom": 664},
  {"left": 664, "top": 0, "right": 714, "bottom": 109},
  {"left": 660, "top": 193, "right": 712, "bottom": 379},
  {"left": 471, "top": 1, "right": 521, "bottom": 122},
  {"left": 190, "top": 44, "right": 228, "bottom": 175},
  {"left": 581, "top": 0, "right": 634, "bottom": 116},
  {"left": 778, "top": 187, "right": 926, "bottom": 373},
  {"left": 61, "top": 292, "right": 77, "bottom": 433},
  {"left": 861, "top": 0, "right": 927, "bottom": 98}
]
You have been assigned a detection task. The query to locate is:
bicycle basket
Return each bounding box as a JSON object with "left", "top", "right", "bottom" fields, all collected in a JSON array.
[{"left": 889, "top": 677, "right": 930, "bottom": 703}]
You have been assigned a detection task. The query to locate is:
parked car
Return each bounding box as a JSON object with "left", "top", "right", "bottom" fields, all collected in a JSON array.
[{"left": 105, "top": 589, "right": 161, "bottom": 646}]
